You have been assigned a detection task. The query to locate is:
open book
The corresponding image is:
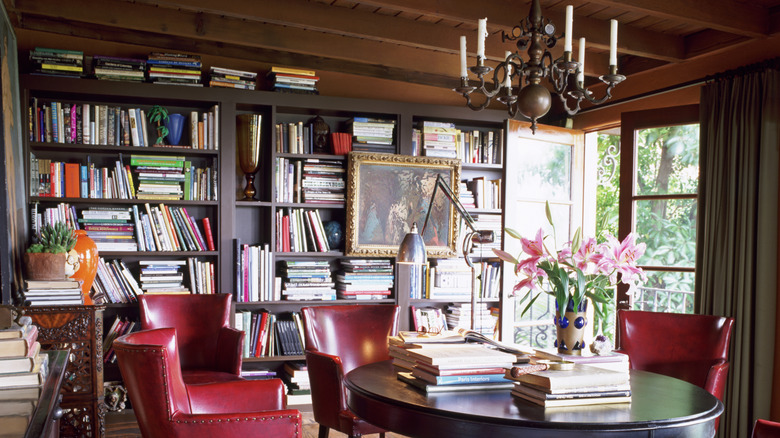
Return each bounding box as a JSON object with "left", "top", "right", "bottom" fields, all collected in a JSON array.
[{"left": 397, "top": 328, "right": 533, "bottom": 360}]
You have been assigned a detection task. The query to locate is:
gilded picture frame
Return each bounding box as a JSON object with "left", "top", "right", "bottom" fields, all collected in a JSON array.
[{"left": 345, "top": 152, "right": 461, "bottom": 258}]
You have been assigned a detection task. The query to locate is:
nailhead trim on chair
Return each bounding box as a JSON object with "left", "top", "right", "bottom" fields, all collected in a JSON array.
[{"left": 120, "top": 346, "right": 302, "bottom": 436}]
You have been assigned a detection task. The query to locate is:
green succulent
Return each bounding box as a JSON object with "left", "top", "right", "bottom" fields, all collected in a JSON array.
[
  {"left": 27, "top": 223, "right": 77, "bottom": 254},
  {"left": 147, "top": 105, "right": 170, "bottom": 145}
]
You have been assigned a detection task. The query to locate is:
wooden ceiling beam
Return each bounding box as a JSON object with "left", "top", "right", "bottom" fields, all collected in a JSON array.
[{"left": 583, "top": 0, "right": 769, "bottom": 38}]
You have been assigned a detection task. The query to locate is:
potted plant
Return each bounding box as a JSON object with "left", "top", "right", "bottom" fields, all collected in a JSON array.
[
  {"left": 24, "top": 222, "right": 78, "bottom": 281},
  {"left": 494, "top": 202, "right": 646, "bottom": 354},
  {"left": 147, "top": 105, "right": 170, "bottom": 145}
]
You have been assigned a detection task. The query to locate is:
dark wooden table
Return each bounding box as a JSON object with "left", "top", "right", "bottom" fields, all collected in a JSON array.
[{"left": 345, "top": 360, "right": 723, "bottom": 438}]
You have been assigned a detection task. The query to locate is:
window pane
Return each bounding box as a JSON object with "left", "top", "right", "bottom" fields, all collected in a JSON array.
[
  {"left": 635, "top": 124, "right": 699, "bottom": 196},
  {"left": 512, "top": 294, "right": 555, "bottom": 349},
  {"left": 511, "top": 139, "right": 572, "bottom": 200},
  {"left": 632, "top": 271, "right": 695, "bottom": 314},
  {"left": 635, "top": 198, "right": 697, "bottom": 267},
  {"left": 503, "top": 201, "right": 571, "bottom": 252}
]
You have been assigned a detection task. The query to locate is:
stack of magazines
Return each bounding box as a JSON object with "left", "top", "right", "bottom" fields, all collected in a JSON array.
[{"left": 208, "top": 66, "right": 256, "bottom": 90}]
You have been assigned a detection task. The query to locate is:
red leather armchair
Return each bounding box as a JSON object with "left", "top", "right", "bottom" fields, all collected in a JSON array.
[
  {"left": 139, "top": 293, "right": 243, "bottom": 384},
  {"left": 752, "top": 419, "right": 780, "bottom": 437},
  {"left": 114, "top": 328, "right": 302, "bottom": 438},
  {"left": 302, "top": 304, "right": 400, "bottom": 438}
]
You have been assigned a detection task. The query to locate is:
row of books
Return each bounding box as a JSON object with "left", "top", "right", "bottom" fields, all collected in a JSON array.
[
  {"left": 269, "top": 66, "right": 319, "bottom": 95},
  {"left": 0, "top": 316, "right": 50, "bottom": 408},
  {"left": 348, "top": 118, "right": 396, "bottom": 154},
  {"left": 279, "top": 361, "right": 310, "bottom": 401},
  {"left": 411, "top": 122, "right": 504, "bottom": 165},
  {"left": 103, "top": 317, "right": 137, "bottom": 363},
  {"left": 208, "top": 66, "right": 256, "bottom": 90},
  {"left": 22, "top": 278, "right": 84, "bottom": 306},
  {"left": 463, "top": 177, "right": 502, "bottom": 210},
  {"left": 29, "top": 155, "right": 217, "bottom": 201},
  {"left": 275, "top": 157, "right": 345, "bottom": 204},
  {"left": 281, "top": 261, "right": 336, "bottom": 301},
  {"left": 275, "top": 208, "right": 333, "bottom": 253},
  {"left": 443, "top": 303, "right": 498, "bottom": 336},
  {"left": 274, "top": 121, "right": 315, "bottom": 154},
  {"left": 335, "top": 259, "right": 393, "bottom": 300},
  {"left": 92, "top": 257, "right": 216, "bottom": 304},
  {"left": 28, "top": 99, "right": 220, "bottom": 150},
  {"left": 233, "top": 310, "right": 307, "bottom": 358},
  {"left": 235, "top": 242, "right": 277, "bottom": 303},
  {"left": 30, "top": 47, "right": 83, "bottom": 77}
]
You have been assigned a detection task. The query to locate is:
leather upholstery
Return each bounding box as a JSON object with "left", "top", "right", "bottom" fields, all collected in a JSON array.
[
  {"left": 139, "top": 294, "right": 244, "bottom": 383},
  {"left": 302, "top": 304, "right": 399, "bottom": 438},
  {"left": 615, "top": 310, "right": 734, "bottom": 430},
  {"left": 114, "top": 328, "right": 302, "bottom": 438},
  {"left": 752, "top": 419, "right": 780, "bottom": 437}
]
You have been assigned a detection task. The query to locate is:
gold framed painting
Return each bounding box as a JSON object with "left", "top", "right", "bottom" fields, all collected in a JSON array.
[{"left": 345, "top": 152, "right": 461, "bottom": 258}]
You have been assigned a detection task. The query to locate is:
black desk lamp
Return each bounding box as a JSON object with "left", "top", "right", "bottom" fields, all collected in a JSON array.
[{"left": 421, "top": 174, "right": 495, "bottom": 330}]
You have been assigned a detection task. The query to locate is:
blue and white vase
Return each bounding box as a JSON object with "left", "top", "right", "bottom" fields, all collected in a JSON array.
[{"left": 554, "top": 299, "right": 588, "bottom": 354}]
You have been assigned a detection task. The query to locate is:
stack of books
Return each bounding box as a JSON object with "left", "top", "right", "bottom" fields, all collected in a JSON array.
[
  {"left": 0, "top": 316, "right": 49, "bottom": 402},
  {"left": 22, "top": 279, "right": 84, "bottom": 306},
  {"left": 505, "top": 362, "right": 631, "bottom": 407},
  {"left": 396, "top": 344, "right": 517, "bottom": 393},
  {"left": 302, "top": 159, "right": 346, "bottom": 205},
  {"left": 532, "top": 348, "right": 631, "bottom": 373},
  {"left": 147, "top": 52, "right": 202, "bottom": 86},
  {"left": 29, "top": 47, "right": 83, "bottom": 77},
  {"left": 458, "top": 181, "right": 476, "bottom": 209},
  {"left": 410, "top": 306, "right": 447, "bottom": 332},
  {"left": 335, "top": 259, "right": 394, "bottom": 300},
  {"left": 80, "top": 207, "right": 138, "bottom": 252},
  {"left": 269, "top": 66, "right": 319, "bottom": 95},
  {"left": 92, "top": 56, "right": 146, "bottom": 82},
  {"left": 280, "top": 361, "right": 311, "bottom": 404},
  {"left": 427, "top": 259, "right": 472, "bottom": 300},
  {"left": 138, "top": 260, "right": 190, "bottom": 294},
  {"left": 419, "top": 121, "right": 458, "bottom": 158},
  {"left": 208, "top": 66, "right": 257, "bottom": 90},
  {"left": 444, "top": 303, "right": 497, "bottom": 336},
  {"left": 348, "top": 118, "right": 396, "bottom": 153},
  {"left": 131, "top": 155, "right": 186, "bottom": 201},
  {"left": 281, "top": 261, "right": 336, "bottom": 301}
]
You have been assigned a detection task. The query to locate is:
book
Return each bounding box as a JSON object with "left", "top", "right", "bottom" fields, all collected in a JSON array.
[
  {"left": 0, "top": 350, "right": 46, "bottom": 375},
  {"left": 0, "top": 326, "right": 38, "bottom": 358},
  {"left": 405, "top": 344, "right": 517, "bottom": 367},
  {"left": 0, "top": 317, "right": 34, "bottom": 340},
  {"left": 511, "top": 386, "right": 632, "bottom": 407},
  {"left": 411, "top": 368, "right": 508, "bottom": 385},
  {"left": 397, "top": 371, "right": 513, "bottom": 393},
  {"left": 0, "top": 368, "right": 46, "bottom": 389},
  {"left": 511, "top": 380, "right": 631, "bottom": 401},
  {"left": 507, "top": 364, "right": 630, "bottom": 391},
  {"left": 533, "top": 348, "right": 630, "bottom": 372}
]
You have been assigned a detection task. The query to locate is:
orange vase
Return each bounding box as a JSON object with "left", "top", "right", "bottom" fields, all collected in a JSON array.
[{"left": 71, "top": 230, "right": 98, "bottom": 305}]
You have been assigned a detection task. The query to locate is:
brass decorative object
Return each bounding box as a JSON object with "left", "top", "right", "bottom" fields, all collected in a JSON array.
[{"left": 237, "top": 114, "right": 262, "bottom": 200}]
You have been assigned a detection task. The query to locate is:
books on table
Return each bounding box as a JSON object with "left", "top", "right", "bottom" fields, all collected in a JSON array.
[
  {"left": 505, "top": 363, "right": 632, "bottom": 407},
  {"left": 533, "top": 348, "right": 630, "bottom": 372},
  {"left": 397, "top": 371, "right": 513, "bottom": 393}
]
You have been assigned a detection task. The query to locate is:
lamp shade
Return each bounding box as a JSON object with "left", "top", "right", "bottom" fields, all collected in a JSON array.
[{"left": 396, "top": 223, "right": 426, "bottom": 263}]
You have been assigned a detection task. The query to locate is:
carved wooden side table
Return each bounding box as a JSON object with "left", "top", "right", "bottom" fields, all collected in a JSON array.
[{"left": 24, "top": 305, "right": 105, "bottom": 438}]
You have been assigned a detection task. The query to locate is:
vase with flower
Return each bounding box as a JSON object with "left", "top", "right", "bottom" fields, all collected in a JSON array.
[{"left": 494, "top": 202, "right": 646, "bottom": 354}]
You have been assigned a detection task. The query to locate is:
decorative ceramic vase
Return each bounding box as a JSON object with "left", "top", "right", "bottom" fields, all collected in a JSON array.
[
  {"left": 237, "top": 114, "right": 261, "bottom": 200},
  {"left": 323, "top": 220, "right": 343, "bottom": 250},
  {"left": 70, "top": 230, "right": 98, "bottom": 305},
  {"left": 23, "top": 252, "right": 66, "bottom": 280},
  {"left": 554, "top": 299, "right": 588, "bottom": 354},
  {"left": 164, "top": 113, "right": 186, "bottom": 146}
]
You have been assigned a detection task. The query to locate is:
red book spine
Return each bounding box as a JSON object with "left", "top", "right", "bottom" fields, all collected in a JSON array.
[
  {"left": 64, "top": 162, "right": 80, "bottom": 198},
  {"left": 202, "top": 217, "right": 216, "bottom": 251},
  {"left": 255, "top": 311, "right": 269, "bottom": 357}
]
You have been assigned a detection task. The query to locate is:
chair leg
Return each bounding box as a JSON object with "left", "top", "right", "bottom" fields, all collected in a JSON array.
[
  {"left": 379, "top": 434, "right": 386, "bottom": 438},
  {"left": 318, "top": 425, "right": 329, "bottom": 438}
]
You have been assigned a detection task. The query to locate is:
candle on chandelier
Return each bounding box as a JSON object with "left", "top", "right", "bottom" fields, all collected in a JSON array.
[
  {"left": 477, "top": 18, "right": 487, "bottom": 60},
  {"left": 504, "top": 51, "right": 512, "bottom": 88},
  {"left": 610, "top": 19, "right": 618, "bottom": 67},
  {"left": 577, "top": 38, "right": 585, "bottom": 85},
  {"left": 460, "top": 36, "right": 468, "bottom": 78},
  {"left": 564, "top": 5, "right": 573, "bottom": 53}
]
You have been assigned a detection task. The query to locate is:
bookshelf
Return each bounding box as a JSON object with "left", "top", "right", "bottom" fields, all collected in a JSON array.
[{"left": 19, "top": 73, "right": 507, "bottom": 385}]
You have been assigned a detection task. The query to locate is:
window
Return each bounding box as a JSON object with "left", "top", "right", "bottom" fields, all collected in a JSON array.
[{"left": 618, "top": 105, "right": 700, "bottom": 313}]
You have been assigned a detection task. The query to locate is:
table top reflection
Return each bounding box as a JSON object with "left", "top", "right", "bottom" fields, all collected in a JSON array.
[{"left": 345, "top": 360, "right": 723, "bottom": 438}]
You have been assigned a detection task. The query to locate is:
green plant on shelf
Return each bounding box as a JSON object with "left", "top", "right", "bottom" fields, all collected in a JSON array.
[{"left": 147, "top": 105, "right": 170, "bottom": 145}]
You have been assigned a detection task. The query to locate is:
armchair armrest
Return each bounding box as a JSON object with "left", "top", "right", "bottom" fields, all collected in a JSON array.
[
  {"left": 305, "top": 349, "right": 347, "bottom": 427},
  {"left": 169, "top": 409, "right": 302, "bottom": 438},
  {"left": 705, "top": 360, "right": 730, "bottom": 402},
  {"left": 216, "top": 327, "right": 244, "bottom": 375},
  {"left": 187, "top": 378, "right": 287, "bottom": 413}
]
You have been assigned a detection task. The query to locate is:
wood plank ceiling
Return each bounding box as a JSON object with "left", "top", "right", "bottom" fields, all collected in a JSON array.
[{"left": 4, "top": 0, "right": 780, "bottom": 124}]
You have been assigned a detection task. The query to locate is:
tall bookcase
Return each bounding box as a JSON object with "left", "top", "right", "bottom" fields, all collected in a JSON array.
[{"left": 19, "top": 73, "right": 507, "bottom": 386}]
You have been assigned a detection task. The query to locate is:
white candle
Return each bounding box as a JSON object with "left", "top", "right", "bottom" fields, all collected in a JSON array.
[
  {"left": 477, "top": 18, "right": 487, "bottom": 60},
  {"left": 564, "top": 5, "right": 573, "bottom": 53},
  {"left": 577, "top": 38, "right": 585, "bottom": 84},
  {"left": 460, "top": 36, "right": 468, "bottom": 78},
  {"left": 610, "top": 19, "right": 618, "bottom": 66},
  {"left": 504, "top": 51, "right": 512, "bottom": 88}
]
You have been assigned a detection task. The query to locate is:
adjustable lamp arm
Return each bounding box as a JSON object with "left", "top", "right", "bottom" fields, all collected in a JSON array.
[{"left": 421, "top": 174, "right": 494, "bottom": 245}]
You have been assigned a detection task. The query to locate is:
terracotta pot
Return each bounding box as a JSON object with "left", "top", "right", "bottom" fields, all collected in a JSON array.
[
  {"left": 24, "top": 252, "right": 67, "bottom": 280},
  {"left": 554, "top": 299, "right": 588, "bottom": 354},
  {"left": 70, "top": 230, "right": 98, "bottom": 305}
]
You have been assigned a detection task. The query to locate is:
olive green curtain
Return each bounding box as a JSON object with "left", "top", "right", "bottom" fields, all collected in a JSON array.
[{"left": 696, "top": 60, "right": 780, "bottom": 438}]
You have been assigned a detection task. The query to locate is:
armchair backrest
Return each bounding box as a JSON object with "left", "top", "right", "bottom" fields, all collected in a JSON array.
[
  {"left": 139, "top": 294, "right": 232, "bottom": 370},
  {"left": 302, "top": 304, "right": 399, "bottom": 374},
  {"left": 616, "top": 309, "right": 734, "bottom": 389},
  {"left": 114, "top": 328, "right": 191, "bottom": 436}
]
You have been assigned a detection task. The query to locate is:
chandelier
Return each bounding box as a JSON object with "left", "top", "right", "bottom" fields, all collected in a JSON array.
[{"left": 455, "top": 0, "right": 625, "bottom": 133}]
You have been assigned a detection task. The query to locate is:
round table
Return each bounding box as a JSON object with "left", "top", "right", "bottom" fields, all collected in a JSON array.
[{"left": 345, "top": 361, "right": 723, "bottom": 437}]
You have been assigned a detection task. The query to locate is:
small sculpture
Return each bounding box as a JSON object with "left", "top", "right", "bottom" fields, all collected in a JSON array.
[
  {"left": 104, "top": 383, "right": 128, "bottom": 412},
  {"left": 590, "top": 334, "right": 613, "bottom": 355},
  {"left": 310, "top": 116, "right": 330, "bottom": 154}
]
